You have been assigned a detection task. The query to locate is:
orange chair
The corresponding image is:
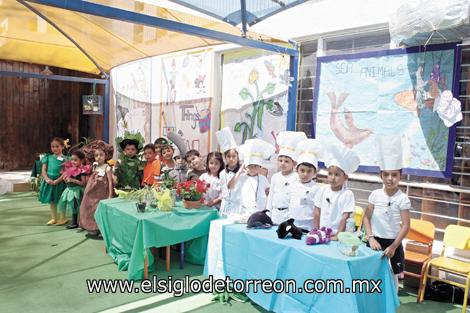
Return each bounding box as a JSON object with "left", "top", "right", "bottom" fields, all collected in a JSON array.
[{"left": 404, "top": 219, "right": 435, "bottom": 301}]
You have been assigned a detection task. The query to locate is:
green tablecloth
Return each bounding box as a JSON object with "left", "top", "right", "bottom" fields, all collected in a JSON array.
[{"left": 95, "top": 198, "right": 219, "bottom": 280}]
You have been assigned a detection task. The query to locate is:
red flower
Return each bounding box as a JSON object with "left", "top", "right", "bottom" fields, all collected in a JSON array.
[{"left": 176, "top": 179, "right": 207, "bottom": 201}]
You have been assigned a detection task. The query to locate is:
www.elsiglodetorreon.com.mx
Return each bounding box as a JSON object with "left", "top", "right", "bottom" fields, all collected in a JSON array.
[{"left": 87, "top": 276, "right": 382, "bottom": 296}]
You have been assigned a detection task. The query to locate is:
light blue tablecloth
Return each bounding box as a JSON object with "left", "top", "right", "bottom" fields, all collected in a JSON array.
[{"left": 222, "top": 224, "right": 399, "bottom": 313}]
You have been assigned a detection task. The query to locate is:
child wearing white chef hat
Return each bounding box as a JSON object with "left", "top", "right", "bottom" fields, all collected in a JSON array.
[
  {"left": 313, "top": 144, "right": 360, "bottom": 236},
  {"left": 228, "top": 138, "right": 275, "bottom": 217},
  {"left": 285, "top": 139, "right": 322, "bottom": 230},
  {"left": 363, "top": 135, "right": 411, "bottom": 292},
  {"left": 266, "top": 131, "right": 307, "bottom": 224},
  {"left": 216, "top": 127, "right": 241, "bottom": 216}
]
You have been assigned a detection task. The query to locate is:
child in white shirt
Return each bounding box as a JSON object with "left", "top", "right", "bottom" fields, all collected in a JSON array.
[
  {"left": 229, "top": 138, "right": 275, "bottom": 217},
  {"left": 199, "top": 152, "right": 224, "bottom": 210},
  {"left": 219, "top": 148, "right": 240, "bottom": 216},
  {"left": 363, "top": 136, "right": 410, "bottom": 291},
  {"left": 313, "top": 144, "right": 360, "bottom": 236},
  {"left": 229, "top": 163, "right": 270, "bottom": 216},
  {"left": 286, "top": 139, "right": 322, "bottom": 230},
  {"left": 266, "top": 131, "right": 306, "bottom": 224}
]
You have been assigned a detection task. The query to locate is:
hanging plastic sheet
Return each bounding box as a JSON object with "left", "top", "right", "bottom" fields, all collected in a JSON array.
[{"left": 389, "top": 0, "right": 470, "bottom": 47}]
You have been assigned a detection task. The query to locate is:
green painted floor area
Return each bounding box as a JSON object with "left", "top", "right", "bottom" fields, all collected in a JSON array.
[{"left": 0, "top": 192, "right": 465, "bottom": 313}]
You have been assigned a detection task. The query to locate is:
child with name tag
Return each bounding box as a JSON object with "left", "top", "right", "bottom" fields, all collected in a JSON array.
[
  {"left": 287, "top": 139, "right": 322, "bottom": 230},
  {"left": 313, "top": 144, "right": 360, "bottom": 236},
  {"left": 38, "top": 137, "right": 67, "bottom": 225},
  {"left": 79, "top": 143, "right": 114, "bottom": 237},
  {"left": 363, "top": 136, "right": 410, "bottom": 292},
  {"left": 266, "top": 131, "right": 307, "bottom": 224}
]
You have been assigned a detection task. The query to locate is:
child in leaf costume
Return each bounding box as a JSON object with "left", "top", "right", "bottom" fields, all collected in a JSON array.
[{"left": 115, "top": 132, "right": 144, "bottom": 190}]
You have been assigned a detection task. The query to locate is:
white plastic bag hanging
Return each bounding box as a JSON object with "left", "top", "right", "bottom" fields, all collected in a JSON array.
[{"left": 433, "top": 90, "right": 463, "bottom": 127}]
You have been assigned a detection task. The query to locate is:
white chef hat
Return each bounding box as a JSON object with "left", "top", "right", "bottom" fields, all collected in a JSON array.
[
  {"left": 216, "top": 127, "right": 238, "bottom": 153},
  {"left": 376, "top": 135, "right": 404, "bottom": 171},
  {"left": 295, "top": 139, "right": 323, "bottom": 169},
  {"left": 325, "top": 144, "right": 360, "bottom": 175},
  {"left": 277, "top": 131, "right": 307, "bottom": 161},
  {"left": 434, "top": 90, "right": 463, "bottom": 127},
  {"left": 239, "top": 138, "right": 275, "bottom": 166}
]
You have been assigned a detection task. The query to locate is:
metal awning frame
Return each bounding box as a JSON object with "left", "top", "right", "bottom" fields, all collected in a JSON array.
[{"left": 6, "top": 0, "right": 300, "bottom": 142}]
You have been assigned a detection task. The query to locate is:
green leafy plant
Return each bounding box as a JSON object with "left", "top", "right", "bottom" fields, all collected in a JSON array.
[
  {"left": 115, "top": 185, "right": 157, "bottom": 202},
  {"left": 234, "top": 69, "right": 277, "bottom": 143},
  {"left": 160, "top": 168, "right": 177, "bottom": 190}
]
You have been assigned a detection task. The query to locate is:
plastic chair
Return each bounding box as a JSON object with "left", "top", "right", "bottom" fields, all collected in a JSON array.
[
  {"left": 419, "top": 225, "right": 470, "bottom": 313},
  {"left": 404, "top": 219, "right": 435, "bottom": 301}
]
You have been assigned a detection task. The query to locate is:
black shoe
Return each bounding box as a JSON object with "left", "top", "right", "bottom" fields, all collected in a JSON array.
[
  {"left": 66, "top": 223, "right": 78, "bottom": 229},
  {"left": 85, "top": 232, "right": 101, "bottom": 240}
]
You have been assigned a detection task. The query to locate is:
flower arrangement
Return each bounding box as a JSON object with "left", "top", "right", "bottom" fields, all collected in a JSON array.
[
  {"left": 61, "top": 161, "right": 91, "bottom": 178},
  {"left": 176, "top": 179, "right": 209, "bottom": 202}
]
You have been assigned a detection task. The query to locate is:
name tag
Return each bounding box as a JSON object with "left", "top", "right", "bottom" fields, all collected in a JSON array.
[
  {"left": 98, "top": 171, "right": 105, "bottom": 177},
  {"left": 57, "top": 156, "right": 64, "bottom": 161}
]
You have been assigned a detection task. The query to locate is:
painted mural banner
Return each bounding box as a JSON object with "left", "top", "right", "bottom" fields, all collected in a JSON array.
[
  {"left": 160, "top": 50, "right": 213, "bottom": 155},
  {"left": 313, "top": 44, "right": 458, "bottom": 177},
  {"left": 113, "top": 59, "right": 152, "bottom": 143},
  {"left": 221, "top": 50, "right": 290, "bottom": 148}
]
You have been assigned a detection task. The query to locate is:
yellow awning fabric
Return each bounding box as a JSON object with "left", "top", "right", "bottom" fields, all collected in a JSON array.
[{"left": 0, "top": 0, "right": 285, "bottom": 75}]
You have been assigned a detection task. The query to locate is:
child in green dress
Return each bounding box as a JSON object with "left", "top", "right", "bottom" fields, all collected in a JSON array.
[
  {"left": 57, "top": 150, "right": 90, "bottom": 228},
  {"left": 38, "top": 137, "right": 67, "bottom": 225}
]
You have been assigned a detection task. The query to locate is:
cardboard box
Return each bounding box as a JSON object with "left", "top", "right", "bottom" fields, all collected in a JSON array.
[{"left": 406, "top": 241, "right": 430, "bottom": 255}]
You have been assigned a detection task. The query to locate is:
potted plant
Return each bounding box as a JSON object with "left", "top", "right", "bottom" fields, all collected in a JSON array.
[
  {"left": 176, "top": 179, "right": 208, "bottom": 209},
  {"left": 136, "top": 193, "right": 147, "bottom": 213},
  {"left": 134, "top": 186, "right": 156, "bottom": 213}
]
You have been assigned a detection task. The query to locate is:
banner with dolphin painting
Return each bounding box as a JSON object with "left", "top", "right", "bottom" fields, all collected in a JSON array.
[{"left": 313, "top": 43, "right": 459, "bottom": 178}]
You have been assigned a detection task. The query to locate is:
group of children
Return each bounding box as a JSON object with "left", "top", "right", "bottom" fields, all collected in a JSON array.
[
  {"left": 37, "top": 134, "right": 229, "bottom": 235},
  {"left": 38, "top": 138, "right": 114, "bottom": 235},
  {"left": 38, "top": 129, "right": 410, "bottom": 288},
  {"left": 207, "top": 129, "right": 410, "bottom": 290}
]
